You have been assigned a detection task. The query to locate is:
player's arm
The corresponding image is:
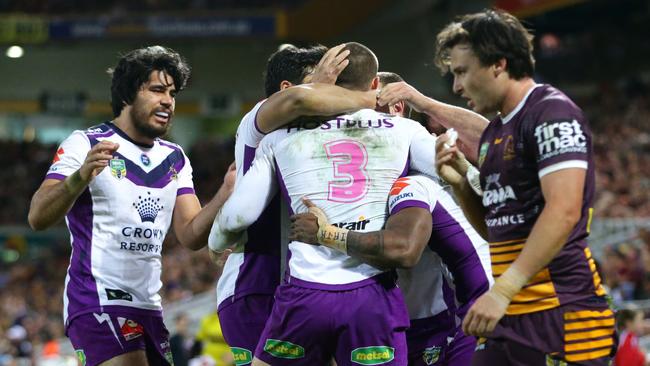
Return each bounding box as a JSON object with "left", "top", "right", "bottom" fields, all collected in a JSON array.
[
  {"left": 463, "top": 168, "right": 585, "bottom": 337},
  {"left": 208, "top": 141, "right": 278, "bottom": 252},
  {"left": 256, "top": 83, "right": 377, "bottom": 133},
  {"left": 435, "top": 134, "right": 488, "bottom": 239},
  {"left": 172, "top": 163, "right": 236, "bottom": 251},
  {"left": 290, "top": 205, "right": 432, "bottom": 270},
  {"left": 378, "top": 81, "right": 488, "bottom": 160},
  {"left": 28, "top": 140, "right": 119, "bottom": 230}
]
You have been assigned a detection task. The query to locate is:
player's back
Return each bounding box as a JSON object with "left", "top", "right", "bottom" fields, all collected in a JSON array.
[{"left": 264, "top": 108, "right": 436, "bottom": 287}]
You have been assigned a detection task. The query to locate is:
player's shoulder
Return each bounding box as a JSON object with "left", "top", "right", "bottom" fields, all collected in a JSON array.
[
  {"left": 237, "top": 100, "right": 266, "bottom": 131},
  {"left": 525, "top": 84, "right": 583, "bottom": 118},
  {"left": 390, "top": 174, "right": 439, "bottom": 196}
]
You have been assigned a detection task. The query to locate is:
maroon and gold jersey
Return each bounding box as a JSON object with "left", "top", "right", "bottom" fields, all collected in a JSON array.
[{"left": 478, "top": 84, "right": 605, "bottom": 315}]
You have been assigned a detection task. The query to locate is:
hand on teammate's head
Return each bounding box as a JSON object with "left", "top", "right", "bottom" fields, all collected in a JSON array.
[{"left": 310, "top": 44, "right": 350, "bottom": 85}]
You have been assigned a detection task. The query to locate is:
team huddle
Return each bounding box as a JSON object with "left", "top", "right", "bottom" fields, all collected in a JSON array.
[{"left": 29, "top": 9, "right": 615, "bottom": 366}]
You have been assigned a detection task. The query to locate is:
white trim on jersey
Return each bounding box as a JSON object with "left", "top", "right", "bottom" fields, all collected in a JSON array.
[
  {"left": 501, "top": 84, "right": 542, "bottom": 125},
  {"left": 538, "top": 159, "right": 588, "bottom": 179}
]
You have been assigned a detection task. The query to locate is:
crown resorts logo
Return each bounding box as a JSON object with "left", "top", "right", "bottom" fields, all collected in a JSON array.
[{"left": 133, "top": 192, "right": 163, "bottom": 223}]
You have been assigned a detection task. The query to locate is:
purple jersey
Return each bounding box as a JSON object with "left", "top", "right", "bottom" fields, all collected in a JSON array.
[{"left": 478, "top": 84, "right": 605, "bottom": 315}]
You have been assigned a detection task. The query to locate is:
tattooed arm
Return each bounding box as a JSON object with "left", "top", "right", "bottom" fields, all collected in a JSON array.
[{"left": 289, "top": 206, "right": 432, "bottom": 269}]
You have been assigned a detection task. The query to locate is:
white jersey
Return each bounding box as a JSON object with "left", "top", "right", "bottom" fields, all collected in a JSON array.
[
  {"left": 217, "top": 100, "right": 283, "bottom": 308},
  {"left": 46, "top": 122, "right": 194, "bottom": 325},
  {"left": 218, "top": 109, "right": 437, "bottom": 288},
  {"left": 389, "top": 175, "right": 492, "bottom": 321}
]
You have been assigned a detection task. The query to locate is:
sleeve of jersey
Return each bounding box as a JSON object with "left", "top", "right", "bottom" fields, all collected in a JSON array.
[
  {"left": 176, "top": 147, "right": 195, "bottom": 196},
  {"left": 407, "top": 123, "right": 438, "bottom": 178},
  {"left": 238, "top": 100, "right": 267, "bottom": 148},
  {"left": 526, "top": 100, "right": 591, "bottom": 179},
  {"left": 217, "top": 137, "right": 278, "bottom": 232},
  {"left": 45, "top": 131, "right": 90, "bottom": 181},
  {"left": 388, "top": 176, "right": 433, "bottom": 216}
]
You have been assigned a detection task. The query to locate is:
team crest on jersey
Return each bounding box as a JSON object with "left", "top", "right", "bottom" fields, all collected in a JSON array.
[
  {"left": 110, "top": 159, "right": 127, "bottom": 179},
  {"left": 140, "top": 153, "right": 151, "bottom": 166},
  {"left": 117, "top": 317, "right": 144, "bottom": 341},
  {"left": 503, "top": 135, "right": 515, "bottom": 161},
  {"left": 422, "top": 346, "right": 441, "bottom": 365},
  {"left": 478, "top": 143, "right": 489, "bottom": 167}
]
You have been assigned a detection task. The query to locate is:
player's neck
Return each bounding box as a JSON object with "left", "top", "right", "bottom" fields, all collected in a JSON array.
[
  {"left": 499, "top": 78, "right": 536, "bottom": 117},
  {"left": 113, "top": 116, "right": 155, "bottom": 146}
]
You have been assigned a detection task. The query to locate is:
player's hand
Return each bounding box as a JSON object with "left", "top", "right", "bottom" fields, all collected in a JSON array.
[
  {"left": 309, "top": 44, "right": 350, "bottom": 84},
  {"left": 376, "top": 81, "right": 427, "bottom": 112},
  {"left": 209, "top": 247, "right": 233, "bottom": 278},
  {"left": 435, "top": 134, "right": 470, "bottom": 187},
  {"left": 217, "top": 162, "right": 237, "bottom": 202},
  {"left": 462, "top": 289, "right": 510, "bottom": 337},
  {"left": 289, "top": 213, "right": 319, "bottom": 244},
  {"left": 79, "top": 140, "right": 120, "bottom": 182}
]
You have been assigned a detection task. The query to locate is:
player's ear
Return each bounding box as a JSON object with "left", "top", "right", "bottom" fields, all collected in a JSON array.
[
  {"left": 370, "top": 76, "right": 380, "bottom": 90},
  {"left": 280, "top": 80, "right": 293, "bottom": 90},
  {"left": 393, "top": 101, "right": 405, "bottom": 116},
  {"left": 493, "top": 58, "right": 507, "bottom": 78}
]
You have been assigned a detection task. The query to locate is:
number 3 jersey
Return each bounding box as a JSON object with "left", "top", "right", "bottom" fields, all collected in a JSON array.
[
  {"left": 217, "top": 109, "right": 437, "bottom": 288},
  {"left": 45, "top": 122, "right": 194, "bottom": 326}
]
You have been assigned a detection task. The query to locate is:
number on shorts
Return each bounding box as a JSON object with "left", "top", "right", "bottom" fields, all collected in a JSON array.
[{"left": 324, "top": 139, "right": 369, "bottom": 202}]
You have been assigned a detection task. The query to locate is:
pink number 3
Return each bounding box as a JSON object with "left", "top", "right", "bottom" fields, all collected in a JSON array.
[{"left": 324, "top": 139, "right": 369, "bottom": 202}]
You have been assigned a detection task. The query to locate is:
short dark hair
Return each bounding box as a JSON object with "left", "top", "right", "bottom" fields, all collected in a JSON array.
[
  {"left": 108, "top": 46, "right": 191, "bottom": 118},
  {"left": 263, "top": 44, "right": 327, "bottom": 97},
  {"left": 616, "top": 308, "right": 641, "bottom": 331},
  {"left": 434, "top": 9, "right": 535, "bottom": 80},
  {"left": 377, "top": 71, "right": 404, "bottom": 86},
  {"left": 335, "top": 42, "right": 378, "bottom": 91}
]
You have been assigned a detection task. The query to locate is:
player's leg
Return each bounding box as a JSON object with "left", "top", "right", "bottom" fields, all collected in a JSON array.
[
  {"left": 219, "top": 294, "right": 275, "bottom": 366},
  {"left": 253, "top": 283, "right": 334, "bottom": 365},
  {"left": 67, "top": 312, "right": 149, "bottom": 366},
  {"left": 334, "top": 276, "right": 410, "bottom": 366}
]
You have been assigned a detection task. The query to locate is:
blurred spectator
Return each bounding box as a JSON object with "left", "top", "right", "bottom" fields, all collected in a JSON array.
[
  {"left": 195, "top": 312, "right": 233, "bottom": 366},
  {"left": 615, "top": 308, "right": 648, "bottom": 366},
  {"left": 170, "top": 313, "right": 192, "bottom": 366}
]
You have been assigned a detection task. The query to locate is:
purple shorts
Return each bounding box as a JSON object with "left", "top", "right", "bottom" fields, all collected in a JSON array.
[
  {"left": 218, "top": 294, "right": 275, "bottom": 365},
  {"left": 407, "top": 315, "right": 475, "bottom": 366},
  {"left": 472, "top": 297, "right": 615, "bottom": 366},
  {"left": 66, "top": 306, "right": 171, "bottom": 366},
  {"left": 255, "top": 274, "right": 410, "bottom": 365}
]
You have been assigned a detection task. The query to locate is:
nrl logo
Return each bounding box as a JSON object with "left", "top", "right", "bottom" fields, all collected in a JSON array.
[
  {"left": 422, "top": 346, "right": 441, "bottom": 365},
  {"left": 110, "top": 159, "right": 126, "bottom": 179}
]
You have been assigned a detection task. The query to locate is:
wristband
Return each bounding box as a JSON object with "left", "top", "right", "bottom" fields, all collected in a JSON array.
[
  {"left": 466, "top": 165, "right": 483, "bottom": 196},
  {"left": 317, "top": 225, "right": 349, "bottom": 254},
  {"left": 492, "top": 266, "right": 529, "bottom": 301}
]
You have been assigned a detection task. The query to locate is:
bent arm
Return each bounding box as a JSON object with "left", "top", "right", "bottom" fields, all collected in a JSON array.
[
  {"left": 507, "top": 168, "right": 585, "bottom": 282},
  {"left": 256, "top": 83, "right": 376, "bottom": 133},
  {"left": 28, "top": 175, "right": 88, "bottom": 230},
  {"left": 346, "top": 207, "right": 432, "bottom": 269},
  {"left": 208, "top": 148, "right": 277, "bottom": 251},
  {"left": 419, "top": 99, "right": 488, "bottom": 161}
]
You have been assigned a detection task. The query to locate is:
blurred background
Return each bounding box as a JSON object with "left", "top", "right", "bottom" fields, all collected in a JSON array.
[{"left": 0, "top": 0, "right": 648, "bottom": 365}]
